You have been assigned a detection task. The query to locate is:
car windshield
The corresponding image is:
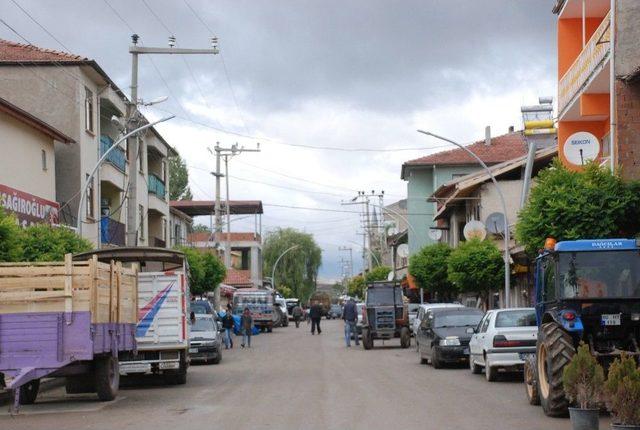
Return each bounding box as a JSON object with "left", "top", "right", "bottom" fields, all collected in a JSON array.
[
  {"left": 434, "top": 312, "right": 482, "bottom": 328},
  {"left": 495, "top": 310, "right": 536, "bottom": 328},
  {"left": 558, "top": 251, "right": 640, "bottom": 299},
  {"left": 192, "top": 318, "right": 215, "bottom": 332},
  {"left": 366, "top": 288, "right": 402, "bottom": 306},
  {"left": 191, "top": 302, "right": 210, "bottom": 314}
]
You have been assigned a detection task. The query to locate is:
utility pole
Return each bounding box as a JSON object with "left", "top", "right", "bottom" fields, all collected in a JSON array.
[
  {"left": 338, "top": 246, "right": 353, "bottom": 279},
  {"left": 342, "top": 192, "right": 373, "bottom": 273},
  {"left": 126, "top": 34, "right": 219, "bottom": 246}
]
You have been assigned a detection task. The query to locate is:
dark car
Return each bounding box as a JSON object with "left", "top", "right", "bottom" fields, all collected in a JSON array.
[
  {"left": 416, "top": 307, "right": 484, "bottom": 368},
  {"left": 191, "top": 299, "right": 214, "bottom": 315},
  {"left": 327, "top": 304, "right": 342, "bottom": 319},
  {"left": 189, "top": 315, "right": 222, "bottom": 364}
]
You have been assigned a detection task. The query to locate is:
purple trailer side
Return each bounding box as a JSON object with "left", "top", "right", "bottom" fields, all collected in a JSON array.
[{"left": 0, "top": 311, "right": 135, "bottom": 389}]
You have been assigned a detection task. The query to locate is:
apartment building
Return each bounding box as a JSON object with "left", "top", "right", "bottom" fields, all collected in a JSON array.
[{"left": 0, "top": 39, "right": 175, "bottom": 247}]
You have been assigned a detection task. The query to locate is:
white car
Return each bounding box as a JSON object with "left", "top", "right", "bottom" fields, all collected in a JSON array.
[
  {"left": 413, "top": 303, "right": 464, "bottom": 338},
  {"left": 407, "top": 303, "right": 421, "bottom": 336},
  {"left": 468, "top": 308, "right": 538, "bottom": 381}
]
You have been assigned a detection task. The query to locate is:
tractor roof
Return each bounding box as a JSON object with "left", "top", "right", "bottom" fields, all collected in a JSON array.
[{"left": 554, "top": 239, "right": 639, "bottom": 252}]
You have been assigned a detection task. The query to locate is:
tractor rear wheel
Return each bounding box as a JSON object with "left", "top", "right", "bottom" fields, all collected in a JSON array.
[
  {"left": 536, "top": 322, "right": 574, "bottom": 417},
  {"left": 400, "top": 327, "right": 411, "bottom": 348}
]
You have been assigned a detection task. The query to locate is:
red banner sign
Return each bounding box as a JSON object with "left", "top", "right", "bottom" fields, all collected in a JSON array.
[{"left": 0, "top": 184, "right": 60, "bottom": 227}]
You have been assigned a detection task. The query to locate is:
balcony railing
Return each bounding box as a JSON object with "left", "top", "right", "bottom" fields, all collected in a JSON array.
[
  {"left": 100, "top": 217, "right": 126, "bottom": 246},
  {"left": 100, "top": 136, "right": 127, "bottom": 173},
  {"left": 148, "top": 173, "right": 166, "bottom": 200}
]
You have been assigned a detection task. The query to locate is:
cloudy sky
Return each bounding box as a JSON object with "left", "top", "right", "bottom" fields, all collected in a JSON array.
[{"left": 1, "top": 0, "right": 557, "bottom": 280}]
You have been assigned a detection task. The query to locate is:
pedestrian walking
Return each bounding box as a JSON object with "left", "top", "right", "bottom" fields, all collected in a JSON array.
[
  {"left": 240, "top": 307, "right": 253, "bottom": 348},
  {"left": 222, "top": 305, "right": 235, "bottom": 349},
  {"left": 292, "top": 304, "right": 303, "bottom": 328},
  {"left": 309, "top": 301, "right": 322, "bottom": 335},
  {"left": 342, "top": 298, "right": 359, "bottom": 347}
]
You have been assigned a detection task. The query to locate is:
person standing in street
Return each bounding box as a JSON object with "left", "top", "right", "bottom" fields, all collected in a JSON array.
[
  {"left": 342, "top": 298, "right": 359, "bottom": 347},
  {"left": 292, "top": 304, "right": 303, "bottom": 328},
  {"left": 309, "top": 301, "right": 322, "bottom": 335},
  {"left": 222, "top": 305, "right": 235, "bottom": 349},
  {"left": 240, "top": 307, "right": 253, "bottom": 348}
]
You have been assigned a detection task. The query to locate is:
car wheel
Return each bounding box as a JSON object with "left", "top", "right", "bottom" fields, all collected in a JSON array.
[
  {"left": 485, "top": 362, "right": 498, "bottom": 382},
  {"left": 469, "top": 355, "right": 482, "bottom": 374},
  {"left": 432, "top": 349, "right": 443, "bottom": 369}
]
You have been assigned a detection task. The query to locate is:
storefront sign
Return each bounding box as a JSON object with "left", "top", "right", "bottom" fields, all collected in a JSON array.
[
  {"left": 563, "top": 132, "right": 600, "bottom": 166},
  {"left": 558, "top": 11, "right": 611, "bottom": 115},
  {"left": 0, "top": 184, "right": 59, "bottom": 227}
]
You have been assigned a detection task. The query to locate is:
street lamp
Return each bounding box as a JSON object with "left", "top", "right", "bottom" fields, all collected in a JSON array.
[
  {"left": 77, "top": 116, "right": 175, "bottom": 237},
  {"left": 271, "top": 244, "right": 300, "bottom": 291},
  {"left": 417, "top": 130, "right": 512, "bottom": 308}
]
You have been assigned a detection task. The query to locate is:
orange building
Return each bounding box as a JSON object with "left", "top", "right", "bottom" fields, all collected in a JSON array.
[{"left": 554, "top": 0, "right": 640, "bottom": 178}]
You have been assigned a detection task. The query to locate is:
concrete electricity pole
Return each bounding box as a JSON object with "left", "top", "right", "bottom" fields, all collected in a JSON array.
[
  {"left": 338, "top": 246, "right": 353, "bottom": 278},
  {"left": 126, "top": 34, "right": 219, "bottom": 246}
]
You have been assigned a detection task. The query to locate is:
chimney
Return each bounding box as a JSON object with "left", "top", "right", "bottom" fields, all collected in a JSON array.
[
  {"left": 508, "top": 125, "right": 514, "bottom": 133},
  {"left": 485, "top": 126, "right": 491, "bottom": 146}
]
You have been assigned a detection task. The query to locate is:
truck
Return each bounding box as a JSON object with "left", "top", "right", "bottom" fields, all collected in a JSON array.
[
  {"left": 308, "top": 291, "right": 331, "bottom": 318},
  {"left": 0, "top": 254, "right": 137, "bottom": 410},
  {"left": 74, "top": 248, "right": 191, "bottom": 385},
  {"left": 233, "top": 288, "right": 274, "bottom": 332},
  {"left": 524, "top": 238, "right": 640, "bottom": 417},
  {"left": 361, "top": 281, "right": 411, "bottom": 349}
]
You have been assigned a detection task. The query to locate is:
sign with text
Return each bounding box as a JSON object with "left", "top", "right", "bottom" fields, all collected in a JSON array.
[
  {"left": 563, "top": 131, "right": 600, "bottom": 166},
  {"left": 0, "top": 184, "right": 59, "bottom": 227}
]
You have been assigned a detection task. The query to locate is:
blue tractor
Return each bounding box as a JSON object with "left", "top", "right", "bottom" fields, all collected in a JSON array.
[{"left": 524, "top": 239, "right": 640, "bottom": 416}]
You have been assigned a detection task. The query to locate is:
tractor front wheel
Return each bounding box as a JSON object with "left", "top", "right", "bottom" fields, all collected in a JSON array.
[
  {"left": 536, "top": 322, "right": 574, "bottom": 417},
  {"left": 400, "top": 327, "right": 411, "bottom": 348},
  {"left": 362, "top": 328, "right": 373, "bottom": 350}
]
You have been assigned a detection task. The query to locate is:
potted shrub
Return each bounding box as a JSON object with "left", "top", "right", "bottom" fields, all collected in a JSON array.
[
  {"left": 605, "top": 353, "right": 640, "bottom": 429},
  {"left": 563, "top": 342, "right": 605, "bottom": 430}
]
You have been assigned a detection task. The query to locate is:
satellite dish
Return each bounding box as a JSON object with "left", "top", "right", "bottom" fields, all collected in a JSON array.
[
  {"left": 387, "top": 271, "right": 395, "bottom": 282},
  {"left": 428, "top": 228, "right": 442, "bottom": 241},
  {"left": 397, "top": 244, "right": 409, "bottom": 258},
  {"left": 485, "top": 212, "right": 506, "bottom": 235},
  {"left": 387, "top": 227, "right": 399, "bottom": 237},
  {"left": 563, "top": 131, "right": 600, "bottom": 166},
  {"left": 463, "top": 220, "right": 487, "bottom": 241}
]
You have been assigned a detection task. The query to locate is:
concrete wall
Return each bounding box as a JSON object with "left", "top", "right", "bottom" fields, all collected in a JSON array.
[
  {"left": 615, "top": 0, "right": 640, "bottom": 79},
  {"left": 0, "top": 110, "right": 57, "bottom": 201}
]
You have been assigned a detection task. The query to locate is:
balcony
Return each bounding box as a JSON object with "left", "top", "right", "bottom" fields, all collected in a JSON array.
[
  {"left": 100, "top": 217, "right": 126, "bottom": 246},
  {"left": 153, "top": 237, "right": 166, "bottom": 248},
  {"left": 148, "top": 173, "right": 166, "bottom": 200},
  {"left": 100, "top": 136, "right": 127, "bottom": 173}
]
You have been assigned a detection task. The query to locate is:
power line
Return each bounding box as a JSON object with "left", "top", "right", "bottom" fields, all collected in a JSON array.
[
  {"left": 9, "top": 0, "right": 71, "bottom": 52},
  {"left": 140, "top": 0, "right": 173, "bottom": 34}
]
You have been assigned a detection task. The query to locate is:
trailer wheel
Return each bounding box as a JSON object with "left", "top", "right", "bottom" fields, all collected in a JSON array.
[
  {"left": 95, "top": 355, "right": 119, "bottom": 401},
  {"left": 524, "top": 356, "right": 540, "bottom": 405},
  {"left": 19, "top": 379, "right": 40, "bottom": 405},
  {"left": 400, "top": 327, "right": 411, "bottom": 348},
  {"left": 362, "top": 328, "right": 373, "bottom": 350},
  {"left": 537, "top": 322, "right": 574, "bottom": 417}
]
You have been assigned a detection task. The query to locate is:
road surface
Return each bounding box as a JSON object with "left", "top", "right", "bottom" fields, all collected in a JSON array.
[{"left": 1, "top": 320, "right": 610, "bottom": 429}]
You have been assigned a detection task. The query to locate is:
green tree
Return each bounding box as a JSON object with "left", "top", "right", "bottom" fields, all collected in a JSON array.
[
  {"left": 0, "top": 210, "right": 22, "bottom": 262},
  {"left": 347, "top": 275, "right": 365, "bottom": 299},
  {"left": 191, "top": 224, "right": 211, "bottom": 233},
  {"left": 20, "top": 224, "right": 92, "bottom": 262},
  {"left": 447, "top": 239, "right": 504, "bottom": 302},
  {"left": 263, "top": 228, "right": 322, "bottom": 302},
  {"left": 179, "top": 248, "right": 226, "bottom": 296},
  {"left": 364, "top": 265, "right": 392, "bottom": 283},
  {"left": 278, "top": 285, "right": 293, "bottom": 298},
  {"left": 516, "top": 160, "right": 640, "bottom": 255},
  {"left": 409, "top": 243, "right": 454, "bottom": 300},
  {"left": 168, "top": 153, "right": 193, "bottom": 201}
]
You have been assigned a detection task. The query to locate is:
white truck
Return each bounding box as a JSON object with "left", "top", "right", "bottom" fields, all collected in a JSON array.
[{"left": 74, "top": 248, "right": 191, "bottom": 384}]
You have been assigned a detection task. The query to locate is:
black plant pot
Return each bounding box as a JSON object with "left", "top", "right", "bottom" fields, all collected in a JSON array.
[{"left": 569, "top": 408, "right": 599, "bottom": 430}]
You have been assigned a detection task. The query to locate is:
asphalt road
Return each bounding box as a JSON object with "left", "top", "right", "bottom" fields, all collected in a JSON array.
[{"left": 1, "top": 319, "right": 611, "bottom": 430}]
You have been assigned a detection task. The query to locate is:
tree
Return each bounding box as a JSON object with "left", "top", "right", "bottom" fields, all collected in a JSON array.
[
  {"left": 179, "top": 247, "right": 226, "bottom": 296},
  {"left": 347, "top": 275, "right": 365, "bottom": 299},
  {"left": 278, "top": 285, "right": 293, "bottom": 298},
  {"left": 364, "top": 265, "right": 392, "bottom": 283},
  {"left": 409, "top": 243, "right": 454, "bottom": 300},
  {"left": 0, "top": 210, "right": 22, "bottom": 262},
  {"left": 191, "top": 224, "right": 211, "bottom": 233},
  {"left": 168, "top": 153, "right": 193, "bottom": 201},
  {"left": 19, "top": 224, "right": 93, "bottom": 262},
  {"left": 263, "top": 228, "right": 322, "bottom": 302},
  {"left": 447, "top": 239, "right": 504, "bottom": 303},
  {"left": 516, "top": 160, "right": 640, "bottom": 255}
]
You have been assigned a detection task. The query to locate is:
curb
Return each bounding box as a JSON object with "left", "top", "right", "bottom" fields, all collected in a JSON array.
[{"left": 0, "top": 378, "right": 65, "bottom": 404}]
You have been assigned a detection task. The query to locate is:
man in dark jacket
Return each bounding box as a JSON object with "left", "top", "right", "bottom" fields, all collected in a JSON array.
[
  {"left": 342, "top": 298, "right": 359, "bottom": 347},
  {"left": 309, "top": 301, "right": 322, "bottom": 335},
  {"left": 222, "top": 305, "right": 235, "bottom": 349}
]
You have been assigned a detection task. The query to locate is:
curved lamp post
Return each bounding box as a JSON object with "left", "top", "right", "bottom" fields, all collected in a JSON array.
[
  {"left": 76, "top": 116, "right": 174, "bottom": 237},
  {"left": 417, "top": 130, "right": 511, "bottom": 308},
  {"left": 271, "top": 244, "right": 300, "bottom": 291}
]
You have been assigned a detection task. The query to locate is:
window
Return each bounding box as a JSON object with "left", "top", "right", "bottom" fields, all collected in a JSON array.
[
  {"left": 175, "top": 223, "right": 181, "bottom": 245},
  {"left": 138, "top": 204, "right": 145, "bottom": 240},
  {"left": 495, "top": 310, "right": 537, "bottom": 328},
  {"left": 542, "top": 256, "right": 556, "bottom": 302},
  {"left": 85, "top": 174, "right": 94, "bottom": 219},
  {"left": 138, "top": 139, "right": 144, "bottom": 173},
  {"left": 479, "top": 312, "right": 492, "bottom": 333},
  {"left": 41, "top": 149, "right": 47, "bottom": 171},
  {"left": 84, "top": 87, "right": 94, "bottom": 133},
  {"left": 162, "top": 217, "right": 167, "bottom": 241}
]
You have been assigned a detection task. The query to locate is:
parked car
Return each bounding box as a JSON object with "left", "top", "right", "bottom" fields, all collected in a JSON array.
[
  {"left": 468, "top": 308, "right": 537, "bottom": 381},
  {"left": 407, "top": 303, "right": 421, "bottom": 336},
  {"left": 191, "top": 299, "right": 214, "bottom": 315},
  {"left": 417, "top": 307, "right": 484, "bottom": 368},
  {"left": 328, "top": 304, "right": 343, "bottom": 319},
  {"left": 189, "top": 315, "right": 222, "bottom": 364},
  {"left": 413, "top": 303, "right": 465, "bottom": 342},
  {"left": 285, "top": 298, "right": 300, "bottom": 319}
]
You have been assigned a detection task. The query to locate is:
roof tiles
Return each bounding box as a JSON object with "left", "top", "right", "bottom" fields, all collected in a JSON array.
[{"left": 0, "top": 39, "right": 86, "bottom": 63}]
